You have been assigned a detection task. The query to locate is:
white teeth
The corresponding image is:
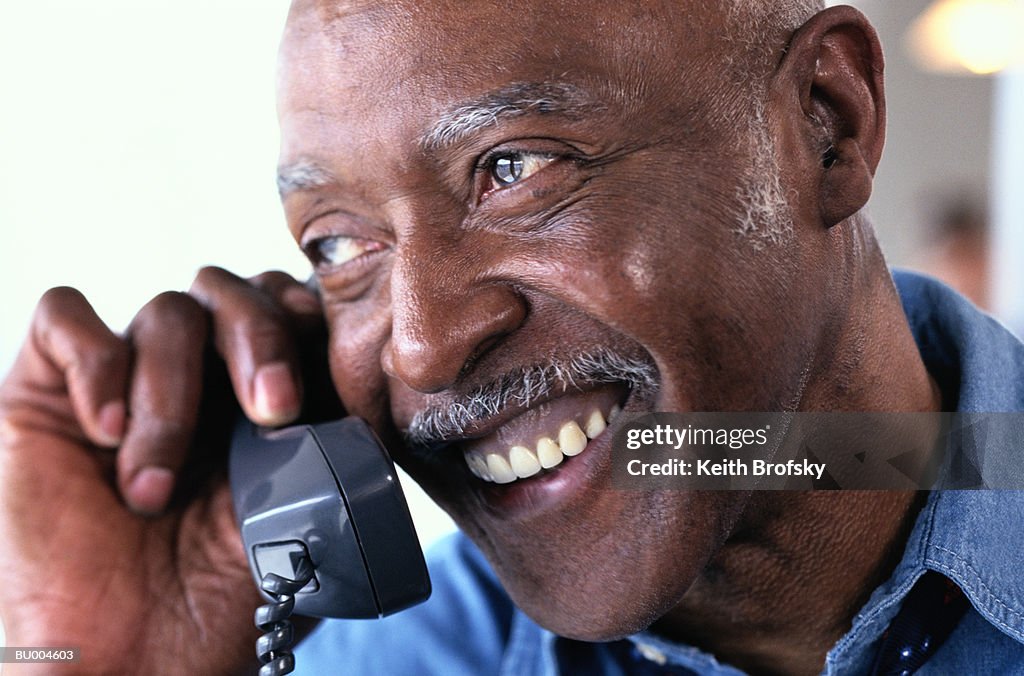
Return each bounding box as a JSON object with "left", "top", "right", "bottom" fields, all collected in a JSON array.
[
  {"left": 536, "top": 437, "right": 563, "bottom": 469},
  {"left": 509, "top": 445, "right": 542, "bottom": 478},
  {"left": 559, "top": 421, "right": 588, "bottom": 456},
  {"left": 584, "top": 409, "right": 607, "bottom": 439},
  {"left": 486, "top": 453, "right": 517, "bottom": 484},
  {"left": 466, "top": 405, "right": 619, "bottom": 483},
  {"left": 464, "top": 453, "right": 491, "bottom": 481},
  {"left": 464, "top": 453, "right": 481, "bottom": 478}
]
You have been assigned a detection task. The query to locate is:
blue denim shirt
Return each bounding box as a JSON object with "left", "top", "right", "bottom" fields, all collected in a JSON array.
[{"left": 296, "top": 272, "right": 1024, "bottom": 674}]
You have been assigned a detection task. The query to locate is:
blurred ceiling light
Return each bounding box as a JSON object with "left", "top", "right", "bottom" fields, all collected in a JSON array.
[{"left": 907, "top": 0, "right": 1024, "bottom": 75}]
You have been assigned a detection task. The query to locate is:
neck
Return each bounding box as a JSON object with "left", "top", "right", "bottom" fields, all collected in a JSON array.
[
  {"left": 654, "top": 216, "right": 942, "bottom": 674},
  {"left": 656, "top": 491, "right": 926, "bottom": 675},
  {"left": 802, "top": 218, "right": 942, "bottom": 413}
]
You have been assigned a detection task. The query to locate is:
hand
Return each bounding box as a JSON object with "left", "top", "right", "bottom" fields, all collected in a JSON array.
[{"left": 0, "top": 269, "right": 325, "bottom": 674}]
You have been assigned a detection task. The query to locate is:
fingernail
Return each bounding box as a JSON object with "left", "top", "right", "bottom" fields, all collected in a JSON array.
[
  {"left": 253, "top": 362, "right": 301, "bottom": 425},
  {"left": 281, "top": 286, "right": 322, "bottom": 315},
  {"left": 128, "top": 467, "right": 175, "bottom": 515},
  {"left": 97, "top": 400, "right": 126, "bottom": 446}
]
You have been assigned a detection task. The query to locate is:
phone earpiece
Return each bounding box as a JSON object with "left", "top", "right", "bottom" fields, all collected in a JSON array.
[{"left": 229, "top": 415, "right": 431, "bottom": 620}]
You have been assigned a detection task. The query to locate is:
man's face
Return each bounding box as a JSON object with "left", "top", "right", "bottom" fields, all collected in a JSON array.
[{"left": 278, "top": 0, "right": 827, "bottom": 640}]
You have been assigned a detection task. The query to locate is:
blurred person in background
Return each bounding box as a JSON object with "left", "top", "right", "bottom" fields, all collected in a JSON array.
[{"left": 912, "top": 194, "right": 992, "bottom": 310}]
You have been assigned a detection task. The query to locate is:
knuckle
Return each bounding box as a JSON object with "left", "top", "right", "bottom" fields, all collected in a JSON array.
[
  {"left": 123, "top": 413, "right": 194, "bottom": 462},
  {"left": 35, "top": 286, "right": 87, "bottom": 323},
  {"left": 31, "top": 288, "right": 126, "bottom": 372},
  {"left": 137, "top": 292, "right": 207, "bottom": 334},
  {"left": 0, "top": 415, "right": 33, "bottom": 453},
  {"left": 189, "top": 265, "right": 234, "bottom": 300},
  {"left": 142, "top": 411, "right": 193, "bottom": 440},
  {"left": 249, "top": 270, "right": 293, "bottom": 289}
]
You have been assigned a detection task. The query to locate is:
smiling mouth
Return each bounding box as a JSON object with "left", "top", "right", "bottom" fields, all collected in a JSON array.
[
  {"left": 460, "top": 386, "right": 626, "bottom": 484},
  {"left": 403, "top": 348, "right": 656, "bottom": 498}
]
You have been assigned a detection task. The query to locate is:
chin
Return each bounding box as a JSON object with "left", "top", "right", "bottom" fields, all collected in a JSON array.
[{"left": 442, "top": 477, "right": 739, "bottom": 643}]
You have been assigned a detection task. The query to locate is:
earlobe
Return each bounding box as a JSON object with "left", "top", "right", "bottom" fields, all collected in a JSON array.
[{"left": 775, "top": 5, "right": 887, "bottom": 229}]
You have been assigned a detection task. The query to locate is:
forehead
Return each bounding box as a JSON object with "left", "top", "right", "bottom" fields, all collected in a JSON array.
[
  {"left": 286, "top": 0, "right": 714, "bottom": 77},
  {"left": 278, "top": 0, "right": 729, "bottom": 152}
]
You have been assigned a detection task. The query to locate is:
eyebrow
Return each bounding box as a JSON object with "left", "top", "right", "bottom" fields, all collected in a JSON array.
[
  {"left": 276, "top": 82, "right": 603, "bottom": 196},
  {"left": 420, "top": 81, "right": 605, "bottom": 152},
  {"left": 277, "top": 159, "right": 337, "bottom": 197}
]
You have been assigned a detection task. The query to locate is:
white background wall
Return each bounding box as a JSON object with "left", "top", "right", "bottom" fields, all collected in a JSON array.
[
  {"left": 0, "top": 1, "right": 304, "bottom": 371},
  {"left": 0, "top": 4, "right": 454, "bottom": 653},
  {"left": 992, "top": 68, "right": 1024, "bottom": 332}
]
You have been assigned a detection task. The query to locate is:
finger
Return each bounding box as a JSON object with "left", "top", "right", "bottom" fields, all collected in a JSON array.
[
  {"left": 250, "top": 272, "right": 343, "bottom": 421},
  {"left": 248, "top": 270, "right": 323, "bottom": 319},
  {"left": 190, "top": 266, "right": 302, "bottom": 426},
  {"left": 19, "top": 287, "right": 130, "bottom": 447},
  {"left": 118, "top": 291, "right": 208, "bottom": 514}
]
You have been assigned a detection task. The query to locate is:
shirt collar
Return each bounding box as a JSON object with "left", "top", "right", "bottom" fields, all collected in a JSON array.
[
  {"left": 893, "top": 270, "right": 1024, "bottom": 412},
  {"left": 827, "top": 272, "right": 1024, "bottom": 671}
]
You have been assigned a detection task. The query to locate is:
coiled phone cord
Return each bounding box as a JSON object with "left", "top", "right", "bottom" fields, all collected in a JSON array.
[{"left": 254, "top": 556, "right": 315, "bottom": 676}]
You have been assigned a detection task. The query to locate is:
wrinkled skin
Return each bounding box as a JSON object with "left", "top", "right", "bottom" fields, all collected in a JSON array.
[
  {"left": 0, "top": 2, "right": 940, "bottom": 674},
  {"left": 277, "top": 0, "right": 934, "bottom": 654}
]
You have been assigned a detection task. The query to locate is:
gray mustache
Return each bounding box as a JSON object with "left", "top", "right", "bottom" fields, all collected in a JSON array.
[{"left": 405, "top": 348, "right": 657, "bottom": 448}]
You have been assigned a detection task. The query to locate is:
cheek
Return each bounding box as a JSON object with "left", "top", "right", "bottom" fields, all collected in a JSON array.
[
  {"left": 507, "top": 188, "right": 706, "bottom": 343},
  {"left": 536, "top": 164, "right": 740, "bottom": 312},
  {"left": 507, "top": 173, "right": 808, "bottom": 410},
  {"left": 324, "top": 298, "right": 393, "bottom": 428}
]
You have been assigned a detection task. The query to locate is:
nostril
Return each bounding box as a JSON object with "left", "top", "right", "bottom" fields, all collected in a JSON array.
[{"left": 457, "top": 333, "right": 509, "bottom": 380}]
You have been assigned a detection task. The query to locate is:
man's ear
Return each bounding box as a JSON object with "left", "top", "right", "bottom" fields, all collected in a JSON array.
[{"left": 772, "top": 5, "right": 886, "bottom": 229}]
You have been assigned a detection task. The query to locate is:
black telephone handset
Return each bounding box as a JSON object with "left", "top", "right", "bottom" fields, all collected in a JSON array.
[{"left": 229, "top": 415, "right": 431, "bottom": 675}]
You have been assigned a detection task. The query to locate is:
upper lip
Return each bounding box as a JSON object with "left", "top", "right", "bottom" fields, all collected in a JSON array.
[
  {"left": 405, "top": 382, "right": 623, "bottom": 455},
  {"left": 408, "top": 386, "right": 577, "bottom": 449},
  {"left": 400, "top": 346, "right": 657, "bottom": 457}
]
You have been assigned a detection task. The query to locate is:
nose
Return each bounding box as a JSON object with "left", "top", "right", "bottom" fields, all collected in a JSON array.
[{"left": 381, "top": 248, "right": 527, "bottom": 394}]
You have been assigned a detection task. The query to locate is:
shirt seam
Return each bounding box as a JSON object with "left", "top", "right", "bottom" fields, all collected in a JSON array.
[{"left": 926, "top": 542, "right": 1024, "bottom": 643}]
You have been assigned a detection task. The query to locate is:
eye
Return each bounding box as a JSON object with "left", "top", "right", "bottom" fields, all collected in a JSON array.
[
  {"left": 486, "top": 151, "right": 555, "bottom": 191},
  {"left": 303, "top": 235, "right": 386, "bottom": 272}
]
